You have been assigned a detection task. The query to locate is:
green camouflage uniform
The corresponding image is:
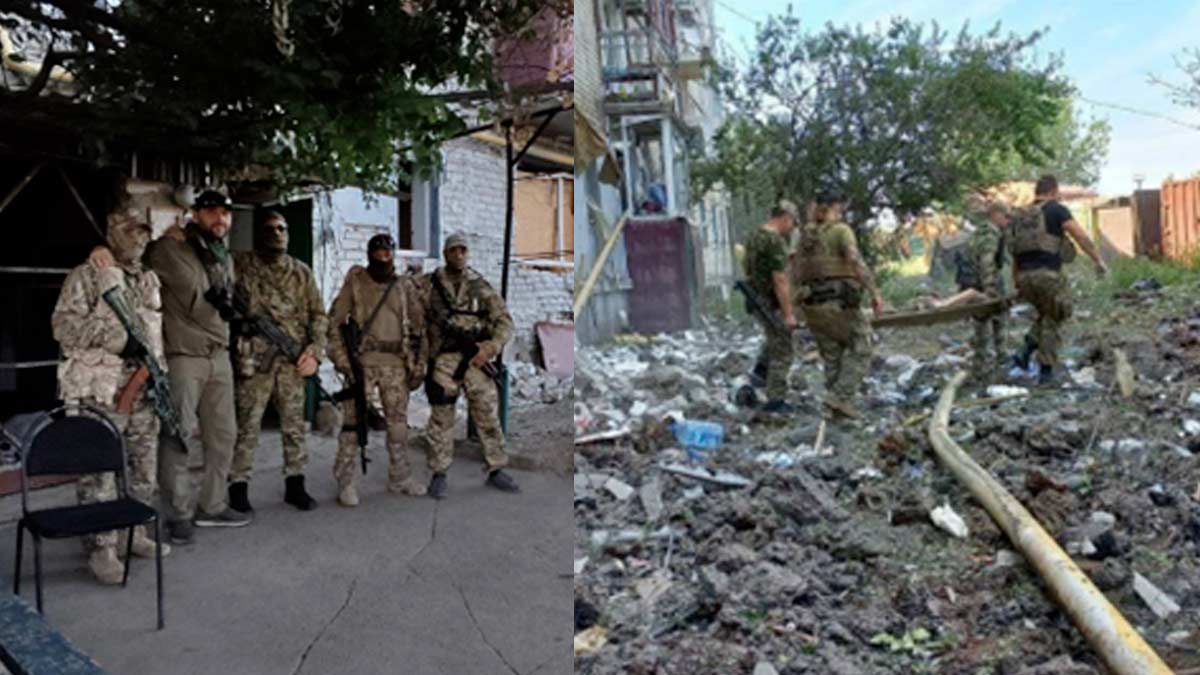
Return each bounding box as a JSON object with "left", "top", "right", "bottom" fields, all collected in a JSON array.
[
  {"left": 230, "top": 251, "right": 328, "bottom": 483},
  {"left": 960, "top": 220, "right": 1008, "bottom": 381},
  {"left": 793, "top": 221, "right": 872, "bottom": 417},
  {"left": 742, "top": 226, "right": 792, "bottom": 400},
  {"left": 327, "top": 266, "right": 428, "bottom": 490},
  {"left": 423, "top": 267, "right": 513, "bottom": 473},
  {"left": 52, "top": 257, "right": 163, "bottom": 552}
]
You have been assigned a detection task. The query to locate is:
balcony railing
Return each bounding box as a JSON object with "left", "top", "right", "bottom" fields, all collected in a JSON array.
[{"left": 600, "top": 29, "right": 675, "bottom": 79}]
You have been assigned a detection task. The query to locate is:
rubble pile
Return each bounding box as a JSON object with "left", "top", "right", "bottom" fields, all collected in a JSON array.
[
  {"left": 575, "top": 311, "right": 1200, "bottom": 673},
  {"left": 507, "top": 360, "right": 572, "bottom": 407}
]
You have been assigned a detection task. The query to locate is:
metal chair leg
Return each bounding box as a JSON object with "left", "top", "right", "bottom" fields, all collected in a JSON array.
[
  {"left": 154, "top": 518, "right": 164, "bottom": 630},
  {"left": 32, "top": 534, "right": 43, "bottom": 615},
  {"left": 13, "top": 522, "right": 23, "bottom": 595},
  {"left": 122, "top": 526, "right": 134, "bottom": 587}
]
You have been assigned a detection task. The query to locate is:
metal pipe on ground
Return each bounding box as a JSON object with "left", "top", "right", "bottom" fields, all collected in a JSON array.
[{"left": 928, "top": 371, "right": 1174, "bottom": 675}]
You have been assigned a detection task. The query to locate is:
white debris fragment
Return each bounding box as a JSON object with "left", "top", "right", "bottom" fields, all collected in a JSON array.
[
  {"left": 604, "top": 477, "right": 635, "bottom": 501},
  {"left": 985, "top": 385, "right": 1030, "bottom": 398},
  {"left": 1183, "top": 419, "right": 1200, "bottom": 436},
  {"left": 753, "top": 663, "right": 780, "bottom": 675},
  {"left": 757, "top": 451, "right": 797, "bottom": 468},
  {"left": 1188, "top": 391, "right": 1200, "bottom": 408},
  {"left": 1070, "top": 367, "right": 1098, "bottom": 388},
  {"left": 1133, "top": 573, "right": 1181, "bottom": 620},
  {"left": 574, "top": 557, "right": 589, "bottom": 575},
  {"left": 681, "top": 486, "right": 705, "bottom": 501},
  {"left": 851, "top": 466, "right": 884, "bottom": 481},
  {"left": 930, "top": 503, "right": 969, "bottom": 539},
  {"left": 629, "top": 401, "right": 649, "bottom": 418}
]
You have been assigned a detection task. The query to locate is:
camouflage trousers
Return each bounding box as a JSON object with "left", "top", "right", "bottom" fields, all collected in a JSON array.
[
  {"left": 232, "top": 359, "right": 308, "bottom": 483},
  {"left": 754, "top": 313, "right": 793, "bottom": 400},
  {"left": 970, "top": 313, "right": 1007, "bottom": 382},
  {"left": 72, "top": 398, "right": 159, "bottom": 552},
  {"left": 426, "top": 352, "right": 508, "bottom": 474},
  {"left": 336, "top": 363, "right": 413, "bottom": 488},
  {"left": 1016, "top": 269, "right": 1072, "bottom": 368},
  {"left": 803, "top": 303, "right": 873, "bottom": 415}
]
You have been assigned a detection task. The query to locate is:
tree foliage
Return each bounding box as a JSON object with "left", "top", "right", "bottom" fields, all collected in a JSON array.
[
  {"left": 981, "top": 102, "right": 1110, "bottom": 187},
  {"left": 0, "top": 0, "right": 564, "bottom": 192},
  {"left": 695, "top": 13, "right": 1099, "bottom": 255}
]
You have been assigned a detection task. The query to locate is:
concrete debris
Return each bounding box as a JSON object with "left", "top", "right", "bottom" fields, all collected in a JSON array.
[
  {"left": 658, "top": 462, "right": 752, "bottom": 488},
  {"left": 1113, "top": 348, "right": 1136, "bottom": 398},
  {"left": 604, "top": 477, "right": 636, "bottom": 501},
  {"left": 1184, "top": 419, "right": 1200, "bottom": 436},
  {"left": 573, "top": 625, "right": 609, "bottom": 656},
  {"left": 640, "top": 477, "right": 664, "bottom": 522},
  {"left": 930, "top": 503, "right": 969, "bottom": 538},
  {"left": 1132, "top": 573, "right": 1181, "bottom": 620},
  {"left": 574, "top": 313, "right": 1200, "bottom": 673}
]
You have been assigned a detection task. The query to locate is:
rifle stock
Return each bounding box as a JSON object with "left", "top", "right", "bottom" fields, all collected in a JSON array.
[{"left": 734, "top": 280, "right": 790, "bottom": 334}]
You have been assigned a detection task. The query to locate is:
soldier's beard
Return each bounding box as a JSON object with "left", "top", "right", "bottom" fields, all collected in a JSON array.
[
  {"left": 366, "top": 258, "right": 394, "bottom": 282},
  {"left": 257, "top": 242, "right": 287, "bottom": 263},
  {"left": 446, "top": 259, "right": 466, "bottom": 275}
]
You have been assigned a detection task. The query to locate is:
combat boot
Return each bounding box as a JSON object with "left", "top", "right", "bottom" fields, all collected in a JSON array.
[
  {"left": 1037, "top": 364, "right": 1057, "bottom": 387},
  {"left": 486, "top": 469, "right": 520, "bottom": 493},
  {"left": 749, "top": 361, "right": 768, "bottom": 389},
  {"left": 228, "top": 481, "right": 253, "bottom": 514},
  {"left": 387, "top": 476, "right": 427, "bottom": 497},
  {"left": 428, "top": 472, "right": 448, "bottom": 500},
  {"left": 118, "top": 526, "right": 171, "bottom": 559},
  {"left": 1012, "top": 334, "right": 1038, "bottom": 371},
  {"left": 337, "top": 481, "right": 359, "bottom": 507},
  {"left": 284, "top": 475, "right": 318, "bottom": 511},
  {"left": 88, "top": 547, "right": 125, "bottom": 585}
]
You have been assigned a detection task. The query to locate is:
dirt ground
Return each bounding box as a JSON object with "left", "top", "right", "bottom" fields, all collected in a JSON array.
[{"left": 573, "top": 268, "right": 1200, "bottom": 674}]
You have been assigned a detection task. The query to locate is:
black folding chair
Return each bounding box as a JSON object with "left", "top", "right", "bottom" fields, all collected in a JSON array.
[{"left": 4, "top": 405, "right": 164, "bottom": 630}]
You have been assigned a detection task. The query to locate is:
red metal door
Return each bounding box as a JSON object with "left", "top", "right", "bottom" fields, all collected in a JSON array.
[{"left": 624, "top": 217, "right": 692, "bottom": 333}]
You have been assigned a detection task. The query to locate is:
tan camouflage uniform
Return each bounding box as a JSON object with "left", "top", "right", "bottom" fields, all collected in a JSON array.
[
  {"left": 423, "top": 267, "right": 513, "bottom": 473},
  {"left": 52, "top": 243, "right": 163, "bottom": 553},
  {"left": 327, "top": 266, "right": 427, "bottom": 492},
  {"left": 231, "top": 251, "right": 328, "bottom": 482}
]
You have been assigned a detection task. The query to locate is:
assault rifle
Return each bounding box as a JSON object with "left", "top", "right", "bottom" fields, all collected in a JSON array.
[
  {"left": 338, "top": 319, "right": 371, "bottom": 474},
  {"left": 101, "top": 287, "right": 186, "bottom": 448},
  {"left": 228, "top": 289, "right": 335, "bottom": 404},
  {"left": 733, "top": 280, "right": 791, "bottom": 334}
]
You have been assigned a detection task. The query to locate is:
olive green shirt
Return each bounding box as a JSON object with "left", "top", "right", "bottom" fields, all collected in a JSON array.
[{"left": 743, "top": 226, "right": 789, "bottom": 308}]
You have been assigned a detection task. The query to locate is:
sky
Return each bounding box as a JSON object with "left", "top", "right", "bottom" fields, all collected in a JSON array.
[{"left": 711, "top": 0, "right": 1200, "bottom": 195}]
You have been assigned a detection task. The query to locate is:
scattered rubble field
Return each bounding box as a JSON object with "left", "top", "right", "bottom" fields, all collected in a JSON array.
[{"left": 574, "top": 272, "right": 1200, "bottom": 674}]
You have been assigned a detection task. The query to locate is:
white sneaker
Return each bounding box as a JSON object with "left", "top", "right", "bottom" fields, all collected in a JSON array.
[
  {"left": 338, "top": 483, "right": 359, "bottom": 507},
  {"left": 88, "top": 547, "right": 125, "bottom": 585}
]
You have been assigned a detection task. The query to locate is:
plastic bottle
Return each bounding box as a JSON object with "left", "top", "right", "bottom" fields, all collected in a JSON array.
[{"left": 672, "top": 419, "right": 724, "bottom": 463}]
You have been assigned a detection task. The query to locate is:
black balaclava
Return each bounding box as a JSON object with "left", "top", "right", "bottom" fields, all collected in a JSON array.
[{"left": 366, "top": 233, "right": 396, "bottom": 283}]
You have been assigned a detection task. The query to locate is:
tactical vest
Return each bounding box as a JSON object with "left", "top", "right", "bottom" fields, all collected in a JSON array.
[
  {"left": 1010, "top": 204, "right": 1061, "bottom": 258},
  {"left": 796, "top": 222, "right": 858, "bottom": 283},
  {"left": 432, "top": 268, "right": 491, "bottom": 343}
]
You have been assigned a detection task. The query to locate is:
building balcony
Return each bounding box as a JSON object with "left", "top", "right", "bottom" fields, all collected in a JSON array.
[{"left": 600, "top": 29, "right": 675, "bottom": 80}]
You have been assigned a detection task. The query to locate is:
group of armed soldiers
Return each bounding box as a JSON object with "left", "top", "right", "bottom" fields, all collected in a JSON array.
[
  {"left": 52, "top": 189, "right": 519, "bottom": 585},
  {"left": 741, "top": 174, "right": 1109, "bottom": 432}
]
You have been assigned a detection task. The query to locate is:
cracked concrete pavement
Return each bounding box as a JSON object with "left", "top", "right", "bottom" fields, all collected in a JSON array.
[{"left": 0, "top": 404, "right": 571, "bottom": 675}]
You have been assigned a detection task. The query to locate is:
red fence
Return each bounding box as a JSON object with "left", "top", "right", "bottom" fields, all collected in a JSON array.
[{"left": 1161, "top": 178, "right": 1200, "bottom": 262}]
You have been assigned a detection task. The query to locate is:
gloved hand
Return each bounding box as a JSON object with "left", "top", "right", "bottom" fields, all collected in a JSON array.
[{"left": 97, "top": 266, "right": 124, "bottom": 293}]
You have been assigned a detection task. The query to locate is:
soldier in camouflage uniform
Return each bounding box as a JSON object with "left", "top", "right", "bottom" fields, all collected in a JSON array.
[
  {"left": 53, "top": 207, "right": 171, "bottom": 584},
  {"left": 327, "top": 234, "right": 428, "bottom": 507},
  {"left": 422, "top": 233, "right": 520, "bottom": 499},
  {"left": 958, "top": 203, "right": 1010, "bottom": 385},
  {"left": 791, "top": 192, "right": 884, "bottom": 422},
  {"left": 1009, "top": 175, "right": 1108, "bottom": 385},
  {"left": 228, "top": 211, "right": 328, "bottom": 513},
  {"left": 743, "top": 201, "right": 799, "bottom": 413}
]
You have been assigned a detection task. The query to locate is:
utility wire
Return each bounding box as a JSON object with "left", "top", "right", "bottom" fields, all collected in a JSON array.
[
  {"left": 1078, "top": 95, "right": 1200, "bottom": 132},
  {"left": 714, "top": 0, "right": 759, "bottom": 26}
]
